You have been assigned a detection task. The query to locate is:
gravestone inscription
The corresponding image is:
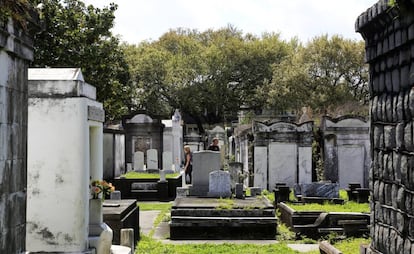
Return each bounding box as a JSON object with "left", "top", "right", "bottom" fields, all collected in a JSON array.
[{"left": 207, "top": 170, "right": 231, "bottom": 198}]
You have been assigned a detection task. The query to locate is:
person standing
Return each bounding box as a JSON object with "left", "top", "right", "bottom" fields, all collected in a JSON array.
[
  {"left": 207, "top": 137, "right": 220, "bottom": 151},
  {"left": 183, "top": 145, "right": 192, "bottom": 184}
]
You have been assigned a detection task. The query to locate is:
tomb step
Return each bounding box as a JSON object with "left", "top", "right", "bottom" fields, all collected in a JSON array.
[
  {"left": 170, "top": 223, "right": 277, "bottom": 240},
  {"left": 171, "top": 215, "right": 277, "bottom": 221},
  {"left": 171, "top": 208, "right": 275, "bottom": 217},
  {"left": 170, "top": 216, "right": 277, "bottom": 226},
  {"left": 111, "top": 245, "right": 131, "bottom": 254},
  {"left": 317, "top": 228, "right": 344, "bottom": 233}
]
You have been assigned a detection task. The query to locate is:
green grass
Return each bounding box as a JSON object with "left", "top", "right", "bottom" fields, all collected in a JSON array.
[
  {"left": 303, "top": 238, "right": 371, "bottom": 254},
  {"left": 137, "top": 202, "right": 172, "bottom": 211},
  {"left": 121, "top": 171, "right": 180, "bottom": 179},
  {"left": 137, "top": 235, "right": 301, "bottom": 254},
  {"left": 288, "top": 201, "right": 369, "bottom": 213},
  {"left": 333, "top": 237, "right": 370, "bottom": 254},
  {"left": 136, "top": 189, "right": 370, "bottom": 254}
]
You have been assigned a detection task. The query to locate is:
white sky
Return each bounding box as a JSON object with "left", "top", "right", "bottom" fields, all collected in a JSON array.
[{"left": 83, "top": 0, "right": 378, "bottom": 44}]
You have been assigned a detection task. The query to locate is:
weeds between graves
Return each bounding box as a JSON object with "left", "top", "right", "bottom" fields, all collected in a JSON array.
[{"left": 122, "top": 171, "right": 180, "bottom": 179}]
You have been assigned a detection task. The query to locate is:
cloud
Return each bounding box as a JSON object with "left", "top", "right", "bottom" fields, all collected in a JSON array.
[{"left": 83, "top": 0, "right": 378, "bottom": 44}]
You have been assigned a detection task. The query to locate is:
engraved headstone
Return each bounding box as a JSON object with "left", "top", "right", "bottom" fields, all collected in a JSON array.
[
  {"left": 207, "top": 170, "right": 231, "bottom": 198},
  {"left": 133, "top": 151, "right": 144, "bottom": 171},
  {"left": 147, "top": 149, "right": 158, "bottom": 170},
  {"left": 162, "top": 151, "right": 173, "bottom": 171},
  {"left": 254, "top": 147, "right": 267, "bottom": 189},
  {"left": 189, "top": 151, "right": 221, "bottom": 196}
]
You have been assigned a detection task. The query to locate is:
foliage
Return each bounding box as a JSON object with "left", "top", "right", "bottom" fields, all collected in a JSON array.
[
  {"left": 121, "top": 171, "right": 180, "bottom": 179},
  {"left": 216, "top": 198, "right": 235, "bottom": 210},
  {"left": 262, "top": 35, "right": 369, "bottom": 116},
  {"left": 262, "top": 189, "right": 274, "bottom": 202},
  {"left": 31, "top": 0, "right": 131, "bottom": 120},
  {"left": 124, "top": 27, "right": 294, "bottom": 128},
  {"left": 276, "top": 223, "right": 296, "bottom": 242},
  {"left": 0, "top": 0, "right": 33, "bottom": 29}
]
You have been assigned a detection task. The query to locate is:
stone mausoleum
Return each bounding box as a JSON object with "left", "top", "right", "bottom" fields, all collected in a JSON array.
[{"left": 356, "top": 1, "right": 414, "bottom": 253}]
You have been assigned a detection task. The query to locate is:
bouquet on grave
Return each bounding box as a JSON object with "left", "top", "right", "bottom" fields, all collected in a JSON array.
[{"left": 91, "top": 180, "right": 115, "bottom": 200}]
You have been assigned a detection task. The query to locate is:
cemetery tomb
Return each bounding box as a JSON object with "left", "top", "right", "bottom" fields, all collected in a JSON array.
[
  {"left": 123, "top": 112, "right": 164, "bottom": 170},
  {"left": 27, "top": 68, "right": 111, "bottom": 253},
  {"left": 188, "top": 150, "right": 221, "bottom": 196},
  {"left": 321, "top": 116, "right": 370, "bottom": 188},
  {"left": 356, "top": 2, "right": 414, "bottom": 253},
  {"left": 253, "top": 121, "right": 313, "bottom": 189},
  {"left": 170, "top": 197, "right": 277, "bottom": 240}
]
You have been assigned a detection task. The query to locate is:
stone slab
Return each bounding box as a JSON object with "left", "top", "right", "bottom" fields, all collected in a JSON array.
[
  {"left": 295, "top": 183, "right": 339, "bottom": 198},
  {"left": 207, "top": 170, "right": 231, "bottom": 198}
]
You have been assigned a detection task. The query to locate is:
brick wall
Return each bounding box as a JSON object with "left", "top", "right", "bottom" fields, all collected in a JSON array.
[{"left": 356, "top": 1, "right": 414, "bottom": 253}]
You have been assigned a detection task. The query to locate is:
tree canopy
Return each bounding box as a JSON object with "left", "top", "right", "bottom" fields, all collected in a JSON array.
[
  {"left": 124, "top": 26, "right": 294, "bottom": 131},
  {"left": 32, "top": 0, "right": 131, "bottom": 121},
  {"left": 262, "top": 35, "right": 369, "bottom": 116},
  {"left": 30, "top": 0, "right": 369, "bottom": 124}
]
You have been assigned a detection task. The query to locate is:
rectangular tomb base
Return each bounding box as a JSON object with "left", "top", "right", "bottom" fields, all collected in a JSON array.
[{"left": 169, "top": 197, "right": 277, "bottom": 240}]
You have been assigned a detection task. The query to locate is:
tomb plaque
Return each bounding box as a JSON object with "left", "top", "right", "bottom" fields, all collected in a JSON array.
[
  {"left": 254, "top": 147, "right": 267, "bottom": 189},
  {"left": 189, "top": 151, "right": 221, "bottom": 196},
  {"left": 147, "top": 149, "right": 158, "bottom": 170},
  {"left": 207, "top": 170, "right": 231, "bottom": 198},
  {"left": 162, "top": 151, "right": 173, "bottom": 170},
  {"left": 133, "top": 151, "right": 144, "bottom": 171}
]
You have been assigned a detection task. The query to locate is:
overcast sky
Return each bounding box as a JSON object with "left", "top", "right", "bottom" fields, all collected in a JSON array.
[{"left": 83, "top": 0, "right": 378, "bottom": 44}]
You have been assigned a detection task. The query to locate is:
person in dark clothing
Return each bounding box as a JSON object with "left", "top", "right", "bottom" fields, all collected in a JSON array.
[
  {"left": 207, "top": 137, "right": 220, "bottom": 151},
  {"left": 183, "top": 145, "right": 192, "bottom": 184}
]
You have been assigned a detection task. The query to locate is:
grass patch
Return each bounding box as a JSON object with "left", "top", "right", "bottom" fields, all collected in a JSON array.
[
  {"left": 138, "top": 202, "right": 172, "bottom": 211},
  {"left": 288, "top": 201, "right": 369, "bottom": 213},
  {"left": 333, "top": 237, "right": 370, "bottom": 254},
  {"left": 216, "top": 198, "right": 235, "bottom": 209},
  {"left": 137, "top": 237, "right": 300, "bottom": 254},
  {"left": 303, "top": 238, "right": 371, "bottom": 254},
  {"left": 121, "top": 171, "right": 180, "bottom": 179}
]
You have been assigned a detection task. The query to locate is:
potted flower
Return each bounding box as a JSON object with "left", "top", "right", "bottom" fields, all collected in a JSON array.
[{"left": 90, "top": 180, "right": 115, "bottom": 200}]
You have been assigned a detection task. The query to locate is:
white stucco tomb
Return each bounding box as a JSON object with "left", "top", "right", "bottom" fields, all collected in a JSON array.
[{"left": 26, "top": 68, "right": 112, "bottom": 253}]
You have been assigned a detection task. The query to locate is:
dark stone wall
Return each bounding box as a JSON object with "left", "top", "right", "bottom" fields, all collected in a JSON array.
[
  {"left": 356, "top": 1, "right": 414, "bottom": 253},
  {"left": 0, "top": 18, "right": 37, "bottom": 254}
]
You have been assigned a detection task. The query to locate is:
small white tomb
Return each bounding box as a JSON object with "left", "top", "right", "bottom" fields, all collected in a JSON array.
[{"left": 26, "top": 68, "right": 111, "bottom": 253}]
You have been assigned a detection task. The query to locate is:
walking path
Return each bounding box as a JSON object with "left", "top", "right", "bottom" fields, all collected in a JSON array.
[{"left": 139, "top": 209, "right": 320, "bottom": 253}]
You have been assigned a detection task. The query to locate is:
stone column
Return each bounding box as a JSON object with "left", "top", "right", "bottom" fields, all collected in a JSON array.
[{"left": 356, "top": 1, "right": 414, "bottom": 253}]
